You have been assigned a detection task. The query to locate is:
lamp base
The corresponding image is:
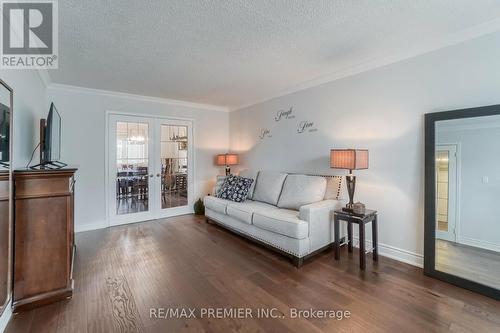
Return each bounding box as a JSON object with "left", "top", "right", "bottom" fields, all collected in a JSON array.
[
  {"left": 225, "top": 166, "right": 231, "bottom": 176},
  {"left": 345, "top": 172, "right": 356, "bottom": 210}
]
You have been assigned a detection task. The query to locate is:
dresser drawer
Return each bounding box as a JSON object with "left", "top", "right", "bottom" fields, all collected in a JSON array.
[{"left": 15, "top": 175, "right": 72, "bottom": 198}]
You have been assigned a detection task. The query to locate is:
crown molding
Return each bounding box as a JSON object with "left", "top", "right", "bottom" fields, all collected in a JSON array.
[
  {"left": 47, "top": 83, "right": 230, "bottom": 112},
  {"left": 230, "top": 17, "right": 500, "bottom": 112}
]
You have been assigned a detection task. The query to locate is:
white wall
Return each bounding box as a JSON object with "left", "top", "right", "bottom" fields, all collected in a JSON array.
[
  {"left": 229, "top": 31, "right": 500, "bottom": 267},
  {"left": 437, "top": 117, "right": 500, "bottom": 252},
  {"left": 47, "top": 86, "right": 230, "bottom": 232}
]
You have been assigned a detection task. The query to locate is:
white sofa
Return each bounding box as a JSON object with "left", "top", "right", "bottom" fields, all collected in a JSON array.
[{"left": 204, "top": 170, "right": 343, "bottom": 267}]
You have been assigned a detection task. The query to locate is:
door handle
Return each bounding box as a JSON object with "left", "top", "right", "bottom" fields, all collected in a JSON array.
[
  {"left": 149, "top": 174, "right": 154, "bottom": 178},
  {"left": 156, "top": 173, "right": 161, "bottom": 177}
]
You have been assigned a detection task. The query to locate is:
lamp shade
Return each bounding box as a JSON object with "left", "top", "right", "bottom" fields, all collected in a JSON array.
[
  {"left": 216, "top": 154, "right": 239, "bottom": 166},
  {"left": 330, "top": 149, "right": 369, "bottom": 170}
]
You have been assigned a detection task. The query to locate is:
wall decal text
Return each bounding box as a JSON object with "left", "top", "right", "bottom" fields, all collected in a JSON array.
[
  {"left": 275, "top": 107, "right": 295, "bottom": 121},
  {"left": 259, "top": 128, "right": 272, "bottom": 139},
  {"left": 297, "top": 121, "right": 317, "bottom": 134}
]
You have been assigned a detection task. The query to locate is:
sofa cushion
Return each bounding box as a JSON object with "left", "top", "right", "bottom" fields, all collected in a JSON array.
[
  {"left": 238, "top": 169, "right": 258, "bottom": 199},
  {"left": 204, "top": 196, "right": 229, "bottom": 215},
  {"left": 226, "top": 200, "right": 277, "bottom": 225},
  {"left": 217, "top": 175, "right": 254, "bottom": 202},
  {"left": 252, "top": 171, "right": 288, "bottom": 206},
  {"left": 253, "top": 209, "right": 309, "bottom": 239},
  {"left": 277, "top": 174, "right": 327, "bottom": 210}
]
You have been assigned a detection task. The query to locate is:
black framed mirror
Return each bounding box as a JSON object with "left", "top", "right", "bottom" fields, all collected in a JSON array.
[
  {"left": 425, "top": 104, "right": 500, "bottom": 300},
  {"left": 0, "top": 78, "right": 12, "bottom": 316}
]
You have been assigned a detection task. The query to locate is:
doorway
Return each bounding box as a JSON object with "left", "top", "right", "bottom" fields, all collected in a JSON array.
[
  {"left": 107, "top": 114, "right": 193, "bottom": 226},
  {"left": 435, "top": 144, "right": 458, "bottom": 242}
]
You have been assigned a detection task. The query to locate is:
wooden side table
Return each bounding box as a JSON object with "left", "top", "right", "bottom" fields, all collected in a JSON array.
[{"left": 334, "top": 209, "right": 378, "bottom": 270}]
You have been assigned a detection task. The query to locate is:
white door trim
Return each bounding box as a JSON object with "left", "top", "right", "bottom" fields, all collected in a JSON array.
[{"left": 105, "top": 111, "right": 196, "bottom": 227}]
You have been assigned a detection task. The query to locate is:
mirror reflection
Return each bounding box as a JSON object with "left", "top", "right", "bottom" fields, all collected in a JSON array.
[
  {"left": 435, "top": 115, "right": 500, "bottom": 289},
  {"left": 0, "top": 87, "right": 10, "bottom": 170},
  {"left": 0, "top": 80, "right": 11, "bottom": 317}
]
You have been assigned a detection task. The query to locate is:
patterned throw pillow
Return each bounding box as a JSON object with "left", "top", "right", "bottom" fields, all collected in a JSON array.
[
  {"left": 214, "top": 175, "right": 227, "bottom": 196},
  {"left": 217, "top": 175, "right": 254, "bottom": 202}
]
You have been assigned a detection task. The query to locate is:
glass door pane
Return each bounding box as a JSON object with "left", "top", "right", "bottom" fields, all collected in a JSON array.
[
  {"left": 436, "top": 150, "right": 449, "bottom": 232},
  {"left": 435, "top": 145, "right": 457, "bottom": 243},
  {"left": 160, "top": 124, "right": 188, "bottom": 209},
  {"left": 115, "top": 121, "right": 150, "bottom": 215}
]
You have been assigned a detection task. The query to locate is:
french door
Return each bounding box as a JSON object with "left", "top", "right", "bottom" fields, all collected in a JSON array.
[{"left": 108, "top": 114, "right": 193, "bottom": 226}]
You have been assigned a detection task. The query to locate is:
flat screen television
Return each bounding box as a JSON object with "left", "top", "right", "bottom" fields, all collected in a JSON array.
[
  {"left": 0, "top": 103, "right": 10, "bottom": 164},
  {"left": 34, "top": 102, "right": 66, "bottom": 169},
  {"left": 43, "top": 103, "right": 61, "bottom": 163}
]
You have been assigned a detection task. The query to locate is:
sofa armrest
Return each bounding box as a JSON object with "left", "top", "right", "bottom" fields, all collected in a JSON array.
[
  {"left": 299, "top": 199, "right": 343, "bottom": 253},
  {"left": 299, "top": 199, "right": 341, "bottom": 222}
]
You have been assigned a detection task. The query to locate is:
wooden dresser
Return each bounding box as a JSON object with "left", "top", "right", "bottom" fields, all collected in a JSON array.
[{"left": 13, "top": 168, "right": 77, "bottom": 312}]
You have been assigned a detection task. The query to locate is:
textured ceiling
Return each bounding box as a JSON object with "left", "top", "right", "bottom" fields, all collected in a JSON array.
[{"left": 50, "top": 0, "right": 500, "bottom": 110}]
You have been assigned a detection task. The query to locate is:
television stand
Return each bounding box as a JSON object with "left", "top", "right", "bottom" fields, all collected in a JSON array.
[{"left": 30, "top": 161, "right": 68, "bottom": 170}]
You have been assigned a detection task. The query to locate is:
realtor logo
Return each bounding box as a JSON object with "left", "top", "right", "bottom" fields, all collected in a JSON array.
[{"left": 1, "top": 0, "right": 58, "bottom": 68}]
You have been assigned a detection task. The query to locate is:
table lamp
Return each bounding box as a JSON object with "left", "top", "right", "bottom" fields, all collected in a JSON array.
[
  {"left": 216, "top": 153, "right": 239, "bottom": 176},
  {"left": 330, "top": 149, "right": 369, "bottom": 212}
]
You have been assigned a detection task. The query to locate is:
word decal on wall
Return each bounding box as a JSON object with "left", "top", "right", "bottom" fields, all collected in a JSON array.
[
  {"left": 275, "top": 107, "right": 295, "bottom": 121},
  {"left": 259, "top": 128, "right": 272, "bottom": 139},
  {"left": 297, "top": 121, "right": 317, "bottom": 134},
  {"left": 260, "top": 106, "right": 318, "bottom": 140}
]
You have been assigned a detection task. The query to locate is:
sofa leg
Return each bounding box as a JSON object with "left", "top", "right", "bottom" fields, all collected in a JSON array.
[
  {"left": 205, "top": 217, "right": 211, "bottom": 224},
  {"left": 293, "top": 257, "right": 304, "bottom": 268}
]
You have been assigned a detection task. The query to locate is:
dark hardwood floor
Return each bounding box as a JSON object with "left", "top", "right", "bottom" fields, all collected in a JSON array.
[{"left": 6, "top": 215, "right": 500, "bottom": 333}]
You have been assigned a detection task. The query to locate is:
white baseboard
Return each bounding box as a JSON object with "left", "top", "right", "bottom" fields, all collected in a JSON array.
[
  {"left": 0, "top": 298, "right": 12, "bottom": 333},
  {"left": 352, "top": 237, "right": 423, "bottom": 268},
  {"left": 75, "top": 220, "right": 108, "bottom": 233},
  {"left": 458, "top": 236, "right": 500, "bottom": 253}
]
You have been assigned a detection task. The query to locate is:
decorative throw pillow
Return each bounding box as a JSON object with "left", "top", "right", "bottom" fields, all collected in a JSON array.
[
  {"left": 238, "top": 169, "right": 258, "bottom": 199},
  {"left": 217, "top": 175, "right": 254, "bottom": 202},
  {"left": 214, "top": 175, "right": 227, "bottom": 196}
]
